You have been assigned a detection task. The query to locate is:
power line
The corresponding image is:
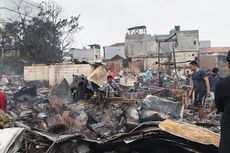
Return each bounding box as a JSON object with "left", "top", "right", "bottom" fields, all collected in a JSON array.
[
  {"left": 20, "top": 0, "right": 40, "bottom": 8},
  {"left": 0, "top": 7, "right": 33, "bottom": 18}
]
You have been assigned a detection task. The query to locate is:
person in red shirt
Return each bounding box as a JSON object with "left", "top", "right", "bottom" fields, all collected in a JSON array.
[{"left": 0, "top": 90, "right": 6, "bottom": 112}]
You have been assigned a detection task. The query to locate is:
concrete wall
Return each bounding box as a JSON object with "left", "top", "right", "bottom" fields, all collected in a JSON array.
[
  {"left": 24, "top": 65, "right": 49, "bottom": 81},
  {"left": 200, "top": 54, "right": 228, "bottom": 75},
  {"left": 24, "top": 64, "right": 95, "bottom": 86},
  {"left": 125, "top": 34, "right": 157, "bottom": 57},
  {"left": 68, "top": 48, "right": 101, "bottom": 62},
  {"left": 175, "top": 51, "right": 198, "bottom": 63},
  {"left": 200, "top": 40, "right": 211, "bottom": 48},
  {"left": 125, "top": 30, "right": 199, "bottom": 58},
  {"left": 174, "top": 51, "right": 198, "bottom": 76},
  {"left": 175, "top": 30, "right": 199, "bottom": 52},
  {"left": 124, "top": 27, "right": 200, "bottom": 76},
  {"left": 68, "top": 49, "right": 93, "bottom": 61},
  {"left": 131, "top": 57, "right": 169, "bottom": 73},
  {"left": 200, "top": 55, "right": 217, "bottom": 70},
  {"left": 104, "top": 45, "right": 125, "bottom": 59}
]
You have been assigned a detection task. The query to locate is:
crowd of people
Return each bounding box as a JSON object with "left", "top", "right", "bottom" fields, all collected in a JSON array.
[
  {"left": 0, "top": 52, "right": 228, "bottom": 152},
  {"left": 102, "top": 51, "right": 230, "bottom": 153}
]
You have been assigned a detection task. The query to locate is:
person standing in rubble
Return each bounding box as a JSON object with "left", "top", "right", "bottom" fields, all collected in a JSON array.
[
  {"left": 208, "top": 67, "right": 220, "bottom": 112},
  {"left": 104, "top": 75, "right": 121, "bottom": 98},
  {"left": 215, "top": 51, "right": 230, "bottom": 153},
  {"left": 189, "top": 60, "right": 210, "bottom": 110},
  {"left": 185, "top": 73, "right": 191, "bottom": 86},
  {"left": 0, "top": 89, "right": 6, "bottom": 112},
  {"left": 145, "top": 68, "right": 153, "bottom": 84},
  {"left": 159, "top": 72, "right": 164, "bottom": 87}
]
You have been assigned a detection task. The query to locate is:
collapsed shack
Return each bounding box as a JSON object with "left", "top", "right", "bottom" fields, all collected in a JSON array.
[
  {"left": 14, "top": 119, "right": 219, "bottom": 153},
  {"left": 1, "top": 72, "right": 220, "bottom": 153}
]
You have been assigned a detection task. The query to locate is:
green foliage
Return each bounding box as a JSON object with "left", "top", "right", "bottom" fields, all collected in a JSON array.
[
  {"left": 1, "top": 0, "right": 81, "bottom": 64},
  {"left": 0, "top": 56, "right": 24, "bottom": 74}
]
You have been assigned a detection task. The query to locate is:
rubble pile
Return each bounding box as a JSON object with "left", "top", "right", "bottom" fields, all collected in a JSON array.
[{"left": 0, "top": 74, "right": 221, "bottom": 153}]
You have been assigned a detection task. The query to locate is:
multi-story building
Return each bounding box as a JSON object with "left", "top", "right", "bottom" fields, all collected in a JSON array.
[
  {"left": 124, "top": 25, "right": 200, "bottom": 75},
  {"left": 103, "top": 43, "right": 125, "bottom": 60},
  {"left": 68, "top": 44, "right": 101, "bottom": 62},
  {"left": 199, "top": 40, "right": 211, "bottom": 49},
  {"left": 200, "top": 47, "right": 230, "bottom": 75},
  {"left": 125, "top": 26, "right": 157, "bottom": 57},
  {"left": 173, "top": 26, "right": 200, "bottom": 75}
]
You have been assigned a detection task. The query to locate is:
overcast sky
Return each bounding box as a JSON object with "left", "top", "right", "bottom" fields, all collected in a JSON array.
[{"left": 33, "top": 0, "right": 230, "bottom": 48}]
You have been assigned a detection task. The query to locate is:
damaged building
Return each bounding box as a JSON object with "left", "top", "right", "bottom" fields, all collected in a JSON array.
[
  {"left": 124, "top": 25, "right": 199, "bottom": 75},
  {"left": 24, "top": 63, "right": 95, "bottom": 87},
  {"left": 0, "top": 61, "right": 221, "bottom": 153},
  {"left": 68, "top": 44, "right": 102, "bottom": 62},
  {"left": 200, "top": 47, "right": 230, "bottom": 75},
  {"left": 103, "top": 43, "right": 126, "bottom": 60},
  {"left": 0, "top": 73, "right": 221, "bottom": 153}
]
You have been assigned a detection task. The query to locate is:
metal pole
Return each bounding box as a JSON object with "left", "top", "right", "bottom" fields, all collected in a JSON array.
[
  {"left": 172, "top": 43, "right": 178, "bottom": 78},
  {"left": 158, "top": 41, "right": 161, "bottom": 84},
  {"left": 1, "top": 47, "right": 3, "bottom": 71}
]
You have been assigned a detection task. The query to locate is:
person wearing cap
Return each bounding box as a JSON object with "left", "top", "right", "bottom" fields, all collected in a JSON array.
[{"left": 215, "top": 51, "right": 230, "bottom": 153}]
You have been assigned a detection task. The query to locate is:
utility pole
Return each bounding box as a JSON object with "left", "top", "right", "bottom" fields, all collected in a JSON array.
[
  {"left": 1, "top": 47, "right": 4, "bottom": 71},
  {"left": 172, "top": 42, "right": 178, "bottom": 78},
  {"left": 157, "top": 42, "right": 161, "bottom": 73}
]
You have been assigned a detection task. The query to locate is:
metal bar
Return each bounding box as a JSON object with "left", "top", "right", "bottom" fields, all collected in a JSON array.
[
  {"left": 158, "top": 41, "right": 161, "bottom": 84},
  {"left": 172, "top": 43, "right": 178, "bottom": 78}
]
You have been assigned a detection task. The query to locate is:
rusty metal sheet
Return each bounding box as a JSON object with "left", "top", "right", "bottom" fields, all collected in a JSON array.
[
  {"left": 159, "top": 119, "right": 220, "bottom": 147},
  {"left": 87, "top": 66, "right": 107, "bottom": 86}
]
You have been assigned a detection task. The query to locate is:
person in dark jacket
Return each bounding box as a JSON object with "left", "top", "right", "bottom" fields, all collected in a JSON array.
[
  {"left": 208, "top": 67, "right": 220, "bottom": 111},
  {"left": 189, "top": 61, "right": 210, "bottom": 107},
  {"left": 215, "top": 50, "right": 230, "bottom": 153},
  {"left": 209, "top": 68, "right": 220, "bottom": 92}
]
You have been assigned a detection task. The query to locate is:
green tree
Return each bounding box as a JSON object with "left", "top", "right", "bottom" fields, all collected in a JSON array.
[
  {"left": 0, "top": 26, "right": 13, "bottom": 57},
  {"left": 4, "top": 0, "right": 81, "bottom": 64}
]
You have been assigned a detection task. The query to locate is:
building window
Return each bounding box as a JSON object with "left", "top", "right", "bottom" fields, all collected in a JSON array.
[
  {"left": 95, "top": 55, "right": 98, "bottom": 59},
  {"left": 194, "top": 41, "right": 196, "bottom": 45},
  {"left": 192, "top": 54, "right": 195, "bottom": 56}
]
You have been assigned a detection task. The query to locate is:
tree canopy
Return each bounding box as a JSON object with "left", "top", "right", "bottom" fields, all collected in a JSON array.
[{"left": 1, "top": 1, "right": 81, "bottom": 64}]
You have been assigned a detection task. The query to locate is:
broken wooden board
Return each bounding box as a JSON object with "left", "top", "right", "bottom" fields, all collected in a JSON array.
[
  {"left": 87, "top": 66, "right": 107, "bottom": 87},
  {"left": 119, "top": 77, "right": 136, "bottom": 87},
  {"left": 159, "top": 119, "right": 220, "bottom": 147}
]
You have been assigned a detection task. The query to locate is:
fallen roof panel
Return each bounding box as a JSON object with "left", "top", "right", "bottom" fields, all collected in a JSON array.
[{"left": 159, "top": 119, "right": 220, "bottom": 147}]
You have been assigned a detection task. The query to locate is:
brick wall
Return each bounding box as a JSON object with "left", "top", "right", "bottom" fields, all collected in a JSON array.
[{"left": 200, "top": 55, "right": 218, "bottom": 70}]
